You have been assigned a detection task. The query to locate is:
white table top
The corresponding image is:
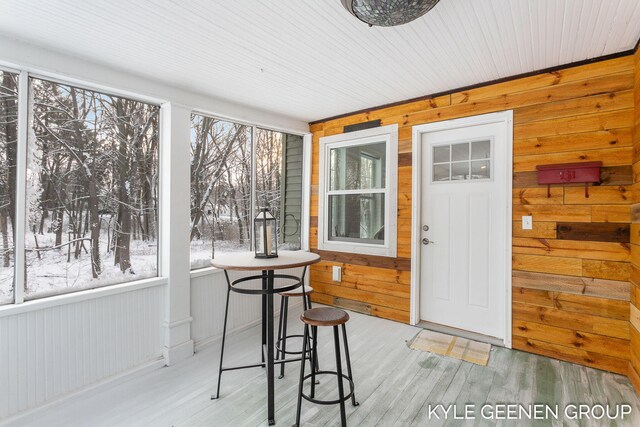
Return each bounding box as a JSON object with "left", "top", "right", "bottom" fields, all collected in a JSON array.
[{"left": 210, "top": 250, "right": 321, "bottom": 271}]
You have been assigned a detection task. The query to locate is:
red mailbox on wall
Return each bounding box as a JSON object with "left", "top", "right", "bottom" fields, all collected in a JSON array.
[{"left": 536, "top": 161, "right": 602, "bottom": 198}]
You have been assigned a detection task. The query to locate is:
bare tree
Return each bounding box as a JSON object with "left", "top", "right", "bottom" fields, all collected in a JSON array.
[
  {"left": 26, "top": 78, "right": 159, "bottom": 292},
  {"left": 0, "top": 72, "right": 18, "bottom": 274},
  {"left": 190, "top": 118, "right": 250, "bottom": 250}
]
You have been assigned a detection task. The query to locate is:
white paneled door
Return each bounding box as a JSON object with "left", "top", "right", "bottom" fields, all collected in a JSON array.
[{"left": 419, "top": 118, "right": 509, "bottom": 341}]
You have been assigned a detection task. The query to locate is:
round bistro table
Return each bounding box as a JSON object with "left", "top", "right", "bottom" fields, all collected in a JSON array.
[{"left": 210, "top": 250, "right": 321, "bottom": 425}]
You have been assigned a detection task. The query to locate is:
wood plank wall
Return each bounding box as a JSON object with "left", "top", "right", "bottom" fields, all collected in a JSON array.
[
  {"left": 309, "top": 55, "right": 637, "bottom": 376},
  {"left": 630, "top": 48, "right": 640, "bottom": 392}
]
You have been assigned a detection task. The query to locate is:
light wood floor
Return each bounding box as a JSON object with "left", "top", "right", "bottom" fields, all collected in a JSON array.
[{"left": 7, "top": 307, "right": 640, "bottom": 427}]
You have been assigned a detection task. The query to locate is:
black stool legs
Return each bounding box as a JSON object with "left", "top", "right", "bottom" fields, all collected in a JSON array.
[
  {"left": 276, "top": 292, "right": 317, "bottom": 378},
  {"left": 293, "top": 321, "right": 358, "bottom": 427},
  {"left": 276, "top": 296, "right": 289, "bottom": 378},
  {"left": 342, "top": 324, "right": 358, "bottom": 407},
  {"left": 333, "top": 325, "right": 347, "bottom": 426},
  {"left": 310, "top": 325, "right": 318, "bottom": 398},
  {"left": 294, "top": 324, "right": 309, "bottom": 427}
]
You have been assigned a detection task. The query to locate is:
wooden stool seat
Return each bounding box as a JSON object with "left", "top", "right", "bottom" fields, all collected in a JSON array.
[
  {"left": 278, "top": 285, "right": 314, "bottom": 298},
  {"left": 301, "top": 307, "right": 349, "bottom": 327}
]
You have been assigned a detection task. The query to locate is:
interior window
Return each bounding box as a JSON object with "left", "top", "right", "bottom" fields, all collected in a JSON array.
[
  {"left": 328, "top": 142, "right": 386, "bottom": 245},
  {"left": 318, "top": 124, "right": 398, "bottom": 257}
]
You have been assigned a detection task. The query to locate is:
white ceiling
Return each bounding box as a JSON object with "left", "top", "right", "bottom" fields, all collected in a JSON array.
[{"left": 0, "top": 0, "right": 639, "bottom": 123}]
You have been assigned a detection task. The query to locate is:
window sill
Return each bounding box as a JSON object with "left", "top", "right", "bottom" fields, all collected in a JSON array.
[
  {"left": 189, "top": 266, "right": 224, "bottom": 278},
  {"left": 0, "top": 277, "right": 168, "bottom": 318},
  {"left": 318, "top": 242, "right": 397, "bottom": 258}
]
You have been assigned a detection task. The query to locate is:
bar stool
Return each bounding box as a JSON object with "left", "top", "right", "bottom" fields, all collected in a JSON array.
[
  {"left": 275, "top": 285, "right": 316, "bottom": 378},
  {"left": 294, "top": 307, "right": 359, "bottom": 427}
]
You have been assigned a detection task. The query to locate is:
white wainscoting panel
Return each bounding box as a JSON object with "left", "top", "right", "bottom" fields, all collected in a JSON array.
[
  {"left": 1, "top": 267, "right": 308, "bottom": 420},
  {"left": 0, "top": 284, "right": 165, "bottom": 419},
  {"left": 190, "top": 267, "right": 306, "bottom": 349}
]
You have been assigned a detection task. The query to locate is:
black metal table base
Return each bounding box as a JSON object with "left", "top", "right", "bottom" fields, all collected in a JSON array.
[
  {"left": 212, "top": 267, "right": 309, "bottom": 426},
  {"left": 212, "top": 355, "right": 310, "bottom": 379}
]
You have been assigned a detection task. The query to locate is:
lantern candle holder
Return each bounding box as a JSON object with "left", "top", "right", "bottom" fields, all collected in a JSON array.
[{"left": 254, "top": 207, "right": 278, "bottom": 258}]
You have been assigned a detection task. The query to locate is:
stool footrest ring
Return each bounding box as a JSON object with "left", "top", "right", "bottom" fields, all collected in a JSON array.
[
  {"left": 300, "top": 371, "right": 354, "bottom": 406},
  {"left": 275, "top": 335, "right": 315, "bottom": 356}
]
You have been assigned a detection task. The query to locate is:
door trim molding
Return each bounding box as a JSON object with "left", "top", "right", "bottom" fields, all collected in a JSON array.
[{"left": 410, "top": 111, "right": 513, "bottom": 348}]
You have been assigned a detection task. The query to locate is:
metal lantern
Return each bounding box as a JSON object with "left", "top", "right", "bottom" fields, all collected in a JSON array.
[{"left": 254, "top": 208, "right": 278, "bottom": 258}]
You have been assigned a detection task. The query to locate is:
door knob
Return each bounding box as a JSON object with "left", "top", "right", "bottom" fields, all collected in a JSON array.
[{"left": 422, "top": 238, "right": 434, "bottom": 245}]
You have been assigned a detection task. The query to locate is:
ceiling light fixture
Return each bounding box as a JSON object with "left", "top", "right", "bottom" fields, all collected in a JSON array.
[{"left": 340, "top": 0, "right": 440, "bottom": 27}]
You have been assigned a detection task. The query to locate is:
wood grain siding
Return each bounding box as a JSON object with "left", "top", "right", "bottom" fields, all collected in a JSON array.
[
  {"left": 556, "top": 222, "right": 630, "bottom": 243},
  {"left": 630, "top": 47, "right": 640, "bottom": 393},
  {"left": 309, "top": 55, "right": 637, "bottom": 375}
]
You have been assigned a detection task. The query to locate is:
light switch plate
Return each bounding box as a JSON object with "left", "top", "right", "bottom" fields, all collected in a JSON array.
[
  {"left": 522, "top": 215, "right": 533, "bottom": 230},
  {"left": 332, "top": 266, "right": 342, "bottom": 282}
]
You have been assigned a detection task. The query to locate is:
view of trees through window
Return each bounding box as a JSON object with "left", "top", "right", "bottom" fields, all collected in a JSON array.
[
  {"left": 0, "top": 70, "right": 18, "bottom": 305},
  {"left": 2, "top": 77, "right": 304, "bottom": 301},
  {"left": 190, "top": 115, "right": 303, "bottom": 269},
  {"left": 23, "top": 78, "right": 160, "bottom": 300},
  {"left": 190, "top": 116, "right": 252, "bottom": 267},
  {"left": 255, "top": 128, "right": 283, "bottom": 232}
]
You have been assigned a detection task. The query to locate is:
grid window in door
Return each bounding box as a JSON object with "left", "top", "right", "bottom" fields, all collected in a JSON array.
[{"left": 432, "top": 140, "right": 491, "bottom": 182}]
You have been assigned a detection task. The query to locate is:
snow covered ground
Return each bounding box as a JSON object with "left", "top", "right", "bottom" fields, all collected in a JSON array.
[
  {"left": 0, "top": 263, "right": 12, "bottom": 304},
  {"left": 190, "top": 238, "right": 249, "bottom": 269},
  {"left": 190, "top": 238, "right": 301, "bottom": 270},
  {"left": 0, "top": 231, "right": 158, "bottom": 303},
  {"left": 26, "top": 231, "right": 157, "bottom": 300},
  {"left": 0, "top": 233, "right": 302, "bottom": 305}
]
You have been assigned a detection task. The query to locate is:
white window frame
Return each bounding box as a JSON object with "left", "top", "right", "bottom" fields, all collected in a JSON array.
[
  {"left": 318, "top": 124, "right": 398, "bottom": 257},
  {"left": 0, "top": 64, "right": 165, "bottom": 307}
]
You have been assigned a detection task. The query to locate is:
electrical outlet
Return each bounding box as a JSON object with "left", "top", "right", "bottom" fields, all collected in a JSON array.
[
  {"left": 522, "top": 215, "right": 533, "bottom": 230},
  {"left": 332, "top": 266, "right": 342, "bottom": 282}
]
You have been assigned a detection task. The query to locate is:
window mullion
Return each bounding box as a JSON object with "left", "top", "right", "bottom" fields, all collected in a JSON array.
[
  {"left": 326, "top": 188, "right": 386, "bottom": 195},
  {"left": 250, "top": 125, "right": 257, "bottom": 251},
  {"left": 13, "top": 70, "right": 29, "bottom": 305}
]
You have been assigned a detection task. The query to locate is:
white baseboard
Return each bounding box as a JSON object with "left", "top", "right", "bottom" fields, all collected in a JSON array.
[{"left": 163, "top": 339, "right": 195, "bottom": 365}]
